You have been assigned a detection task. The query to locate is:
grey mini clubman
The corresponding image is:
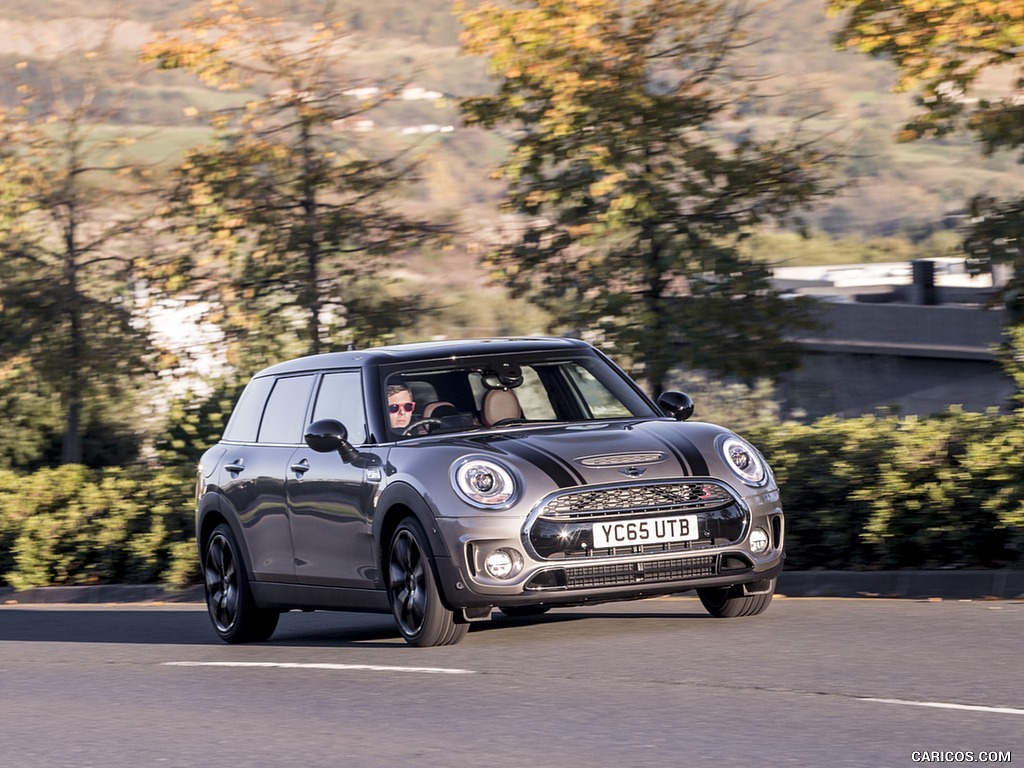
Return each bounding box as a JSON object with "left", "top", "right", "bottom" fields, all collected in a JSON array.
[{"left": 196, "top": 337, "right": 785, "bottom": 646}]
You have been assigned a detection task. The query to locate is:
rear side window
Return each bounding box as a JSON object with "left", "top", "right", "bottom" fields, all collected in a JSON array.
[
  {"left": 312, "top": 371, "right": 367, "bottom": 445},
  {"left": 221, "top": 376, "right": 274, "bottom": 443},
  {"left": 257, "top": 375, "right": 315, "bottom": 444}
]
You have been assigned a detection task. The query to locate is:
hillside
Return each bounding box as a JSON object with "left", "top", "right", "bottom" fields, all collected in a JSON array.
[{"left": 1, "top": 0, "right": 1019, "bottom": 261}]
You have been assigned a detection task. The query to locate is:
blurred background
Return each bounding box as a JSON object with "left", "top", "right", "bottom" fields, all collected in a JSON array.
[{"left": 0, "top": 0, "right": 1021, "bottom": 588}]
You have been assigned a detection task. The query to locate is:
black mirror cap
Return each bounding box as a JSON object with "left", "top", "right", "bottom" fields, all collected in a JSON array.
[
  {"left": 658, "top": 391, "right": 695, "bottom": 422},
  {"left": 305, "top": 418, "right": 360, "bottom": 463}
]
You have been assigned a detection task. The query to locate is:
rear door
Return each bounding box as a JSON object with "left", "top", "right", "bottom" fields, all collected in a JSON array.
[{"left": 217, "top": 373, "right": 315, "bottom": 583}]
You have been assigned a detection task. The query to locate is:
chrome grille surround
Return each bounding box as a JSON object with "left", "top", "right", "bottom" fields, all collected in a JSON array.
[
  {"left": 539, "top": 481, "right": 735, "bottom": 520},
  {"left": 525, "top": 480, "right": 747, "bottom": 561}
]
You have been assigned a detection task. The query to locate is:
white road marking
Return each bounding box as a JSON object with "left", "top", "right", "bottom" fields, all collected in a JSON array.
[
  {"left": 163, "top": 661, "right": 475, "bottom": 675},
  {"left": 861, "top": 697, "right": 1024, "bottom": 716}
]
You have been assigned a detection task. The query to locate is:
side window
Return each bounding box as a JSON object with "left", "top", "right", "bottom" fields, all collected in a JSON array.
[
  {"left": 311, "top": 371, "right": 367, "bottom": 445},
  {"left": 221, "top": 376, "right": 274, "bottom": 443},
  {"left": 257, "top": 375, "right": 315, "bottom": 444}
]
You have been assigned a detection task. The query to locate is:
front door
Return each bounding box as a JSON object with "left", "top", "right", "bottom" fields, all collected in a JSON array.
[{"left": 285, "top": 370, "right": 379, "bottom": 588}]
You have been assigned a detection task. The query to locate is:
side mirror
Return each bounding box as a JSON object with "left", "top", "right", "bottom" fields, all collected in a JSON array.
[
  {"left": 657, "top": 391, "right": 695, "bottom": 422},
  {"left": 305, "top": 418, "right": 360, "bottom": 463}
]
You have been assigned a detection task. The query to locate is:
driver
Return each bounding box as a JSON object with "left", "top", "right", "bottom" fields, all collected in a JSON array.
[{"left": 386, "top": 383, "right": 416, "bottom": 432}]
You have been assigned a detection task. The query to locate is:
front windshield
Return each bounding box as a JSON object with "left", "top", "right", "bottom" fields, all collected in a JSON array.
[{"left": 383, "top": 354, "right": 654, "bottom": 439}]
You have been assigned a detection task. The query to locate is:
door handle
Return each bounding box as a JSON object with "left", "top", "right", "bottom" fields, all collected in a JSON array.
[
  {"left": 224, "top": 460, "right": 245, "bottom": 473},
  {"left": 290, "top": 458, "right": 310, "bottom": 475}
]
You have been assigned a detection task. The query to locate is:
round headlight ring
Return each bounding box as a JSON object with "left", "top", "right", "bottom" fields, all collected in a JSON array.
[
  {"left": 452, "top": 457, "right": 518, "bottom": 508},
  {"left": 718, "top": 435, "right": 767, "bottom": 486}
]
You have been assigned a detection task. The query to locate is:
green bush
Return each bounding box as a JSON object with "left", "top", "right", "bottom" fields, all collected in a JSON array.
[
  {"left": 855, "top": 410, "right": 1009, "bottom": 568},
  {"left": 751, "top": 408, "right": 1024, "bottom": 570},
  {"left": 751, "top": 416, "right": 896, "bottom": 569},
  {"left": 0, "top": 465, "right": 197, "bottom": 590}
]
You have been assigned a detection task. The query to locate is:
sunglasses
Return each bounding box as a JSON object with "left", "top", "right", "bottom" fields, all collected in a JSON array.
[{"left": 388, "top": 401, "right": 416, "bottom": 414}]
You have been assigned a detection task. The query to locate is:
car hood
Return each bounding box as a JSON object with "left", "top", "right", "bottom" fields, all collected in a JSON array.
[{"left": 420, "top": 419, "right": 732, "bottom": 489}]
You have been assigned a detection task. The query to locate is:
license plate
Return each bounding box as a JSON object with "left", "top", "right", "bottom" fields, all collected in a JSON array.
[{"left": 592, "top": 515, "right": 700, "bottom": 548}]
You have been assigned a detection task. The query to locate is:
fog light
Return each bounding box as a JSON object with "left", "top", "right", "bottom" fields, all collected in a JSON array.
[
  {"left": 484, "top": 548, "right": 524, "bottom": 579},
  {"left": 750, "top": 527, "right": 770, "bottom": 554}
]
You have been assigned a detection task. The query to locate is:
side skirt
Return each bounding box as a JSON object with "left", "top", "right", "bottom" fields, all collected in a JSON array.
[{"left": 251, "top": 582, "right": 391, "bottom": 614}]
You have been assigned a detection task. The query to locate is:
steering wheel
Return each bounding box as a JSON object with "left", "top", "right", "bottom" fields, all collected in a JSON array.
[
  {"left": 402, "top": 418, "right": 444, "bottom": 436},
  {"left": 490, "top": 417, "right": 525, "bottom": 427}
]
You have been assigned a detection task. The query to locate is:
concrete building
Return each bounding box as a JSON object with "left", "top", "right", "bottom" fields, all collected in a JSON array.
[{"left": 773, "top": 259, "right": 1013, "bottom": 419}]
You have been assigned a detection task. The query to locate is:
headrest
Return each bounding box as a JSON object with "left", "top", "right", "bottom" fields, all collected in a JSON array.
[{"left": 482, "top": 389, "right": 522, "bottom": 426}]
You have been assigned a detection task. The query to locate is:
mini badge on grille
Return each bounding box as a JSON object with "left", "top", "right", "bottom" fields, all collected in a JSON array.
[{"left": 618, "top": 466, "right": 647, "bottom": 477}]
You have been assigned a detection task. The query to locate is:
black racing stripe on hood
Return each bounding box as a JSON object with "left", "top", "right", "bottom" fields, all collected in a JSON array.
[
  {"left": 648, "top": 431, "right": 710, "bottom": 477},
  {"left": 497, "top": 439, "right": 584, "bottom": 488}
]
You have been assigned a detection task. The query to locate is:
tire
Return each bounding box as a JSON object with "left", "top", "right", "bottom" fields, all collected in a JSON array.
[
  {"left": 387, "top": 517, "right": 468, "bottom": 647},
  {"left": 499, "top": 605, "right": 552, "bottom": 618},
  {"left": 697, "top": 579, "right": 775, "bottom": 618},
  {"left": 203, "top": 523, "right": 280, "bottom": 643}
]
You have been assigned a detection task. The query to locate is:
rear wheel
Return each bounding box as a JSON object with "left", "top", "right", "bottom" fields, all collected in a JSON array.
[
  {"left": 697, "top": 579, "right": 775, "bottom": 618},
  {"left": 387, "top": 518, "right": 468, "bottom": 647},
  {"left": 203, "top": 523, "right": 280, "bottom": 643}
]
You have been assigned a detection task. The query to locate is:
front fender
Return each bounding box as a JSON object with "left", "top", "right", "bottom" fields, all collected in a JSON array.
[
  {"left": 372, "top": 480, "right": 476, "bottom": 607},
  {"left": 373, "top": 480, "right": 454, "bottom": 562}
]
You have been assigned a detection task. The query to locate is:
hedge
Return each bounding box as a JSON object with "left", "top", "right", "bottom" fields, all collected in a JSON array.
[
  {"left": 0, "top": 466, "right": 198, "bottom": 590},
  {"left": 0, "top": 408, "right": 1022, "bottom": 589},
  {"left": 749, "top": 408, "right": 1024, "bottom": 570}
]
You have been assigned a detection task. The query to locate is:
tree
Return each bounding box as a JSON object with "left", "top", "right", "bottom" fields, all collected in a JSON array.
[
  {"left": 143, "top": 0, "right": 453, "bottom": 372},
  {"left": 458, "top": 0, "right": 838, "bottom": 394},
  {"left": 997, "top": 323, "right": 1024, "bottom": 410},
  {"left": 828, "top": 0, "right": 1024, "bottom": 315},
  {"left": 0, "top": 40, "right": 162, "bottom": 467}
]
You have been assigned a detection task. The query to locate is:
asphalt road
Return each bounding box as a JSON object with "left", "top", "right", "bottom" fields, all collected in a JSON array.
[{"left": 0, "top": 597, "right": 1020, "bottom": 768}]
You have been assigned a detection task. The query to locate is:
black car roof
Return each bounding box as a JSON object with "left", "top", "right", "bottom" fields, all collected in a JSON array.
[{"left": 253, "top": 336, "right": 594, "bottom": 377}]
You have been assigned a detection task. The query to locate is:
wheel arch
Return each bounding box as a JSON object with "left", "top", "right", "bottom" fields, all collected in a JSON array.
[
  {"left": 373, "top": 482, "right": 453, "bottom": 587},
  {"left": 196, "top": 499, "right": 257, "bottom": 582}
]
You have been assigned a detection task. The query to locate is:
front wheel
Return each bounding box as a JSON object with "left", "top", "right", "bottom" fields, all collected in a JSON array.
[
  {"left": 203, "top": 523, "right": 280, "bottom": 643},
  {"left": 697, "top": 579, "right": 775, "bottom": 618},
  {"left": 387, "top": 518, "right": 468, "bottom": 647}
]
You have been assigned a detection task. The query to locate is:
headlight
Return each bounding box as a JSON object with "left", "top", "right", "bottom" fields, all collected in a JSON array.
[
  {"left": 717, "top": 434, "right": 768, "bottom": 486},
  {"left": 451, "top": 457, "right": 518, "bottom": 507}
]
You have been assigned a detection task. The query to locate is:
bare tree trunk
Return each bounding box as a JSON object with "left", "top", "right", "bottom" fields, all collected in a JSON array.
[
  {"left": 62, "top": 302, "right": 85, "bottom": 464},
  {"left": 301, "top": 120, "right": 322, "bottom": 356},
  {"left": 61, "top": 219, "right": 84, "bottom": 465}
]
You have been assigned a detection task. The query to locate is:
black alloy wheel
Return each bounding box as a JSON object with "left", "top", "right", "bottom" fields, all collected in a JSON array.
[
  {"left": 387, "top": 517, "right": 468, "bottom": 647},
  {"left": 204, "top": 523, "right": 280, "bottom": 643},
  {"left": 697, "top": 579, "right": 776, "bottom": 618}
]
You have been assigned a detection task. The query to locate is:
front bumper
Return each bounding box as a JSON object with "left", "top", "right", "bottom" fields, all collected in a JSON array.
[
  {"left": 434, "top": 550, "right": 785, "bottom": 610},
  {"left": 432, "top": 477, "right": 785, "bottom": 611}
]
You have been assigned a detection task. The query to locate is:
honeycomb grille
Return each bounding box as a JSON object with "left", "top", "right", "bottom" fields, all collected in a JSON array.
[
  {"left": 562, "top": 555, "right": 718, "bottom": 589},
  {"left": 540, "top": 482, "right": 733, "bottom": 520}
]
